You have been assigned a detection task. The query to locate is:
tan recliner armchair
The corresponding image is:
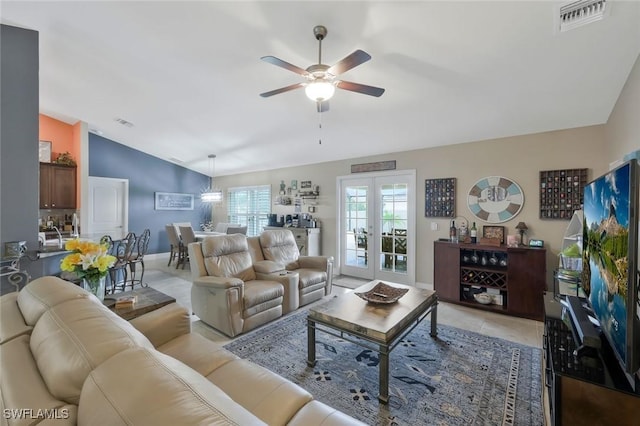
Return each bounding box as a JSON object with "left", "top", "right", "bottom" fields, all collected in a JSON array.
[
  {"left": 254, "top": 230, "right": 334, "bottom": 308},
  {"left": 188, "top": 234, "right": 296, "bottom": 337}
]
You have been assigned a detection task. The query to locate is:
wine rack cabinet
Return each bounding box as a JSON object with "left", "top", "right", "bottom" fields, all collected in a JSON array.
[{"left": 434, "top": 241, "right": 547, "bottom": 320}]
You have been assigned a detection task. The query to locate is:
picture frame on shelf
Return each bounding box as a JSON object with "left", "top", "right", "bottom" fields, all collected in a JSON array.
[
  {"left": 39, "top": 140, "right": 52, "bottom": 163},
  {"left": 482, "top": 225, "right": 505, "bottom": 244},
  {"left": 301, "top": 180, "right": 312, "bottom": 189}
]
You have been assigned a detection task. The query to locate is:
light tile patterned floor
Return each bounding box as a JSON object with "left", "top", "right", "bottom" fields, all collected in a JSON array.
[{"left": 143, "top": 256, "right": 543, "bottom": 348}]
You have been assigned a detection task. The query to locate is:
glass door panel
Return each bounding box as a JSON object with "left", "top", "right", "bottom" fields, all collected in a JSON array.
[{"left": 341, "top": 181, "right": 373, "bottom": 279}]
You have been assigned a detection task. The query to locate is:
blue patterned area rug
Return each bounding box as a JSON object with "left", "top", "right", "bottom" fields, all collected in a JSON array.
[{"left": 224, "top": 309, "right": 543, "bottom": 426}]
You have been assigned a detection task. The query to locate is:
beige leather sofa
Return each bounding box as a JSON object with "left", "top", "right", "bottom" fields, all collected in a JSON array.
[
  {"left": 0, "top": 276, "right": 365, "bottom": 425},
  {"left": 249, "top": 229, "right": 333, "bottom": 307}
]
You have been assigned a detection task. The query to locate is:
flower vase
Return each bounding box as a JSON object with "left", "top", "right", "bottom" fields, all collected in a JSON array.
[{"left": 83, "top": 276, "right": 106, "bottom": 302}]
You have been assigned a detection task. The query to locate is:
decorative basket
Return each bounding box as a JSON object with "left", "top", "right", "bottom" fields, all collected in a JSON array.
[{"left": 355, "top": 282, "right": 409, "bottom": 304}]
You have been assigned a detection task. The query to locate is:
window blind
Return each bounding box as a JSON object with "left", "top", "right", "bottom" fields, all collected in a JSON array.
[{"left": 226, "top": 185, "right": 271, "bottom": 236}]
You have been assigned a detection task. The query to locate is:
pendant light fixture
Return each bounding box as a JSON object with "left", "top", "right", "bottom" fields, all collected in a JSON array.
[{"left": 201, "top": 154, "right": 223, "bottom": 203}]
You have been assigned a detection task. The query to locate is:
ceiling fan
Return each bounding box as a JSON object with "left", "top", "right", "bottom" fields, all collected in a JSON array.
[{"left": 260, "top": 25, "right": 385, "bottom": 112}]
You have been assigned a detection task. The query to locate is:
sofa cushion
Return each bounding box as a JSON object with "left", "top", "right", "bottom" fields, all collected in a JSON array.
[
  {"left": 0, "top": 335, "right": 77, "bottom": 426},
  {"left": 158, "top": 333, "right": 238, "bottom": 377},
  {"left": 259, "top": 230, "right": 300, "bottom": 269},
  {"left": 17, "top": 276, "right": 90, "bottom": 326},
  {"left": 297, "top": 268, "right": 327, "bottom": 289},
  {"left": 243, "top": 280, "right": 283, "bottom": 313},
  {"left": 0, "top": 292, "right": 32, "bottom": 345},
  {"left": 247, "top": 235, "right": 265, "bottom": 262},
  {"left": 30, "top": 298, "right": 153, "bottom": 405},
  {"left": 78, "top": 347, "right": 265, "bottom": 425},
  {"left": 201, "top": 234, "right": 256, "bottom": 282}
]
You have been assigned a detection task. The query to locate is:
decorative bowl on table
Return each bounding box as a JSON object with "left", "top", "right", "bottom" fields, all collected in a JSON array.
[
  {"left": 355, "top": 282, "right": 409, "bottom": 304},
  {"left": 474, "top": 293, "right": 493, "bottom": 305}
]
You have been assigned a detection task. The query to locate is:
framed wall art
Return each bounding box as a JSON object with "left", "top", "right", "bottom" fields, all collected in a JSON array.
[
  {"left": 539, "top": 168, "right": 588, "bottom": 219},
  {"left": 425, "top": 177, "right": 456, "bottom": 217},
  {"left": 482, "top": 225, "right": 505, "bottom": 244},
  {"left": 39, "top": 140, "right": 52, "bottom": 163},
  {"left": 467, "top": 176, "right": 524, "bottom": 223},
  {"left": 154, "top": 192, "right": 194, "bottom": 210}
]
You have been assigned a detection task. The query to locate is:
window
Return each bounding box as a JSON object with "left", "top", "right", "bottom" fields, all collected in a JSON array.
[{"left": 226, "top": 185, "right": 271, "bottom": 236}]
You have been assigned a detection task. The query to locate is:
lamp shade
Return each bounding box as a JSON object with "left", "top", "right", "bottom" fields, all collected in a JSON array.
[
  {"left": 305, "top": 81, "right": 335, "bottom": 101},
  {"left": 201, "top": 190, "right": 223, "bottom": 203},
  {"left": 515, "top": 222, "right": 528, "bottom": 231}
]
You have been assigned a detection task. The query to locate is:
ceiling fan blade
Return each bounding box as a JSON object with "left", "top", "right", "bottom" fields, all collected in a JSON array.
[
  {"left": 317, "top": 101, "right": 330, "bottom": 113},
  {"left": 260, "top": 83, "right": 304, "bottom": 98},
  {"left": 336, "top": 80, "right": 385, "bottom": 97},
  {"left": 261, "top": 56, "right": 309, "bottom": 76},
  {"left": 327, "top": 50, "right": 371, "bottom": 76}
]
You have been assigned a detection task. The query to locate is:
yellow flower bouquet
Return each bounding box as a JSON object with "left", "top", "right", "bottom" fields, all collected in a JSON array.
[{"left": 60, "top": 239, "right": 116, "bottom": 298}]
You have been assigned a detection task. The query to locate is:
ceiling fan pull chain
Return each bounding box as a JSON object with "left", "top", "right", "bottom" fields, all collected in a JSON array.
[{"left": 318, "top": 108, "right": 323, "bottom": 144}]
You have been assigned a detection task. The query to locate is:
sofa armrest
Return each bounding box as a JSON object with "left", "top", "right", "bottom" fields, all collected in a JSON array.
[
  {"left": 256, "top": 271, "right": 300, "bottom": 314},
  {"left": 130, "top": 303, "right": 191, "bottom": 348},
  {"left": 193, "top": 276, "right": 244, "bottom": 289},
  {"left": 288, "top": 400, "right": 367, "bottom": 426},
  {"left": 254, "top": 260, "right": 285, "bottom": 274},
  {"left": 297, "top": 256, "right": 333, "bottom": 270}
]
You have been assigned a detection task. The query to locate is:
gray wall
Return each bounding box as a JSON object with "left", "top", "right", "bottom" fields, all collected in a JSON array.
[{"left": 0, "top": 25, "right": 39, "bottom": 267}]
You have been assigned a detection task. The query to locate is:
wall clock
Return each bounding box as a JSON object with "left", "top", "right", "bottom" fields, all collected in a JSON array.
[{"left": 467, "top": 176, "right": 524, "bottom": 223}]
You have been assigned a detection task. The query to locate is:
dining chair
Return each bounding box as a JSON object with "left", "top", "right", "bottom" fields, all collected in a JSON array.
[
  {"left": 165, "top": 225, "right": 184, "bottom": 267},
  {"left": 178, "top": 226, "right": 197, "bottom": 269},
  {"left": 226, "top": 226, "right": 247, "bottom": 235}
]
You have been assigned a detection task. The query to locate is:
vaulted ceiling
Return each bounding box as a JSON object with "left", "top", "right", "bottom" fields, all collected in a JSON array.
[{"left": 2, "top": 1, "right": 639, "bottom": 176}]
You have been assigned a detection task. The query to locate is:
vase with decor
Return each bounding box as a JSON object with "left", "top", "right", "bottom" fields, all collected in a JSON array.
[{"left": 60, "top": 239, "right": 116, "bottom": 302}]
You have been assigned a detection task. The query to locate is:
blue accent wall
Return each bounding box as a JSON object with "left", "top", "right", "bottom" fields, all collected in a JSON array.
[{"left": 89, "top": 134, "right": 210, "bottom": 254}]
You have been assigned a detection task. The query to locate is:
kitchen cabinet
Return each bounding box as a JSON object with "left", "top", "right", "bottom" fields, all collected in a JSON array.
[
  {"left": 39, "top": 163, "right": 76, "bottom": 209},
  {"left": 433, "top": 241, "right": 546, "bottom": 320}
]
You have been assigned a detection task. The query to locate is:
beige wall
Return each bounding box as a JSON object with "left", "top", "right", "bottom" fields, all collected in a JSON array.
[
  {"left": 215, "top": 54, "right": 639, "bottom": 289},
  {"left": 605, "top": 54, "right": 640, "bottom": 164},
  {"left": 216, "top": 125, "right": 607, "bottom": 288}
]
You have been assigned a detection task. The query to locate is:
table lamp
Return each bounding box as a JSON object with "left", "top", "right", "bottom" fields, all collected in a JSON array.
[{"left": 515, "top": 222, "right": 528, "bottom": 246}]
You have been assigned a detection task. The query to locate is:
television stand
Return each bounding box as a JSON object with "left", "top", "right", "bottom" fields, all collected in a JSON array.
[{"left": 543, "top": 293, "right": 640, "bottom": 425}]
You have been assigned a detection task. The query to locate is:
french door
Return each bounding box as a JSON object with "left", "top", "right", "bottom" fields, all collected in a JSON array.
[{"left": 338, "top": 170, "right": 416, "bottom": 285}]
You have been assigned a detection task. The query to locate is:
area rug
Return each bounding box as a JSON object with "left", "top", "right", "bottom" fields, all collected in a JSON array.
[{"left": 224, "top": 309, "right": 543, "bottom": 426}]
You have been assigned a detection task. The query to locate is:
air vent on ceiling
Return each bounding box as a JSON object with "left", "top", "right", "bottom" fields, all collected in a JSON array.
[
  {"left": 114, "top": 117, "right": 134, "bottom": 128},
  {"left": 557, "top": 0, "right": 608, "bottom": 33}
]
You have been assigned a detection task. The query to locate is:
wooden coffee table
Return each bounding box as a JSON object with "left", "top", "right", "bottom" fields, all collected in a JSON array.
[
  {"left": 307, "top": 280, "right": 437, "bottom": 403},
  {"left": 104, "top": 287, "right": 176, "bottom": 320}
]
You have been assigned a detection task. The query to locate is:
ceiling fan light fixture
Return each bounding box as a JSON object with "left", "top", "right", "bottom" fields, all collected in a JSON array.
[{"left": 305, "top": 81, "right": 335, "bottom": 102}]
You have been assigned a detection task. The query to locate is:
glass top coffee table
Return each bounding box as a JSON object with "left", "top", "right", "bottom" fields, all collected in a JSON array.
[{"left": 307, "top": 280, "right": 437, "bottom": 403}]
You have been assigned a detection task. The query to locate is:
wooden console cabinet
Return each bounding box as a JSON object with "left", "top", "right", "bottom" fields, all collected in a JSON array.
[
  {"left": 543, "top": 293, "right": 640, "bottom": 425},
  {"left": 433, "top": 241, "right": 546, "bottom": 320},
  {"left": 39, "top": 163, "right": 76, "bottom": 209}
]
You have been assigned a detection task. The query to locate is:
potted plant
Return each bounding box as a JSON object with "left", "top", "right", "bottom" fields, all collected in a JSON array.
[{"left": 60, "top": 239, "right": 116, "bottom": 301}]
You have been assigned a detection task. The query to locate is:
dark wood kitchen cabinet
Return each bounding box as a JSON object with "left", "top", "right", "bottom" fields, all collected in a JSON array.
[
  {"left": 39, "top": 163, "right": 76, "bottom": 209},
  {"left": 433, "top": 241, "right": 546, "bottom": 320}
]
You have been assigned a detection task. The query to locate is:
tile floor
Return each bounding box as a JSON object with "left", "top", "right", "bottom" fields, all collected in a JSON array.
[{"left": 142, "top": 256, "right": 544, "bottom": 348}]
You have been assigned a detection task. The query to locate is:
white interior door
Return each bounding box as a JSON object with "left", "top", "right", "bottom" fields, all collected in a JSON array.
[
  {"left": 338, "top": 170, "right": 416, "bottom": 285},
  {"left": 87, "top": 177, "right": 128, "bottom": 239}
]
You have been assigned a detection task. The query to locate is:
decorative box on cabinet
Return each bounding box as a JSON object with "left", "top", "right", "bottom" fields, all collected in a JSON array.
[
  {"left": 39, "top": 163, "right": 76, "bottom": 209},
  {"left": 433, "top": 241, "right": 546, "bottom": 320},
  {"left": 543, "top": 293, "right": 640, "bottom": 425},
  {"left": 264, "top": 226, "right": 321, "bottom": 256}
]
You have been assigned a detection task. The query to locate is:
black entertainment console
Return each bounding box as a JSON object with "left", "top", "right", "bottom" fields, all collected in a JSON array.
[{"left": 543, "top": 293, "right": 640, "bottom": 425}]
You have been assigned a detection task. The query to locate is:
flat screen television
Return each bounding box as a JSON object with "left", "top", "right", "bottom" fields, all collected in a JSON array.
[{"left": 582, "top": 159, "right": 640, "bottom": 389}]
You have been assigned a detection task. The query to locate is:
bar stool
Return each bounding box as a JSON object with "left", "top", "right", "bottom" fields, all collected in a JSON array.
[
  {"left": 106, "top": 233, "right": 136, "bottom": 293},
  {"left": 127, "top": 229, "right": 150, "bottom": 289}
]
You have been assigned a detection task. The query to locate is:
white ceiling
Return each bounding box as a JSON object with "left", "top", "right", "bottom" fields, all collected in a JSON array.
[{"left": 2, "top": 1, "right": 639, "bottom": 176}]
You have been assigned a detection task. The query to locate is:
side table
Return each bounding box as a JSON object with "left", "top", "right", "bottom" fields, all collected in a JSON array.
[{"left": 104, "top": 287, "right": 176, "bottom": 320}]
